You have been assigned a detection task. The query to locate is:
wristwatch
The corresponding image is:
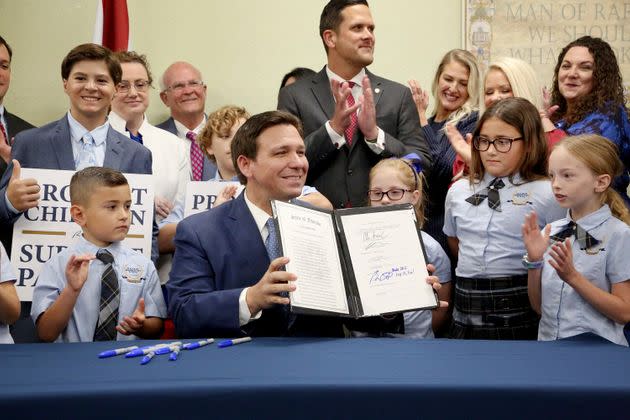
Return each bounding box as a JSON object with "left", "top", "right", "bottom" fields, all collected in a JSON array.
[{"left": 521, "top": 254, "right": 544, "bottom": 269}]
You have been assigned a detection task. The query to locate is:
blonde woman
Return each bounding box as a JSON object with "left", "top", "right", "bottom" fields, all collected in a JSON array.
[{"left": 408, "top": 49, "right": 480, "bottom": 253}]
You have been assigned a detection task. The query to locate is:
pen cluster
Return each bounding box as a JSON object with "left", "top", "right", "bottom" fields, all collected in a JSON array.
[{"left": 97, "top": 337, "right": 252, "bottom": 365}]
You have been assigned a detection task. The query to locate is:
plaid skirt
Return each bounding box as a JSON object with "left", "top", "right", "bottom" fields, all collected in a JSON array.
[{"left": 449, "top": 275, "right": 539, "bottom": 340}]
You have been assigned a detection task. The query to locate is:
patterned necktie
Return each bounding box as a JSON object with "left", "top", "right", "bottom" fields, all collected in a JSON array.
[
  {"left": 264, "top": 218, "right": 282, "bottom": 261},
  {"left": 344, "top": 81, "right": 357, "bottom": 147},
  {"left": 265, "top": 217, "right": 293, "bottom": 324},
  {"left": 0, "top": 122, "right": 8, "bottom": 146},
  {"left": 93, "top": 249, "right": 120, "bottom": 341},
  {"left": 187, "top": 131, "right": 204, "bottom": 181},
  {"left": 76, "top": 133, "right": 97, "bottom": 170},
  {"left": 465, "top": 178, "right": 505, "bottom": 211},
  {"left": 550, "top": 221, "right": 601, "bottom": 250}
]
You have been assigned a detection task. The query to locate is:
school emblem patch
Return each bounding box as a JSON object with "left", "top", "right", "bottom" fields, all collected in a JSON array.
[
  {"left": 584, "top": 235, "right": 605, "bottom": 255},
  {"left": 122, "top": 264, "right": 145, "bottom": 283},
  {"left": 511, "top": 190, "right": 531, "bottom": 205}
]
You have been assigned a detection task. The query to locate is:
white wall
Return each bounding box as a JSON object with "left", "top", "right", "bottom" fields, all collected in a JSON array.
[{"left": 0, "top": 0, "right": 463, "bottom": 126}]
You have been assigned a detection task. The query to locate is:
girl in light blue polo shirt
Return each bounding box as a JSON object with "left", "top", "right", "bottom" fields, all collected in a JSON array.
[
  {"left": 368, "top": 156, "right": 451, "bottom": 338},
  {"left": 523, "top": 134, "right": 630, "bottom": 346},
  {"left": 0, "top": 242, "right": 20, "bottom": 344},
  {"left": 443, "top": 97, "right": 564, "bottom": 340}
]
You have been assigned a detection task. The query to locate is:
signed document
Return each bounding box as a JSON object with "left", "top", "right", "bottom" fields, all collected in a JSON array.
[{"left": 271, "top": 201, "right": 437, "bottom": 318}]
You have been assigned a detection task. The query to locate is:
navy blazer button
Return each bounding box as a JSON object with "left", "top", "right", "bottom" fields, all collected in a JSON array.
[{"left": 347, "top": 169, "right": 353, "bottom": 175}]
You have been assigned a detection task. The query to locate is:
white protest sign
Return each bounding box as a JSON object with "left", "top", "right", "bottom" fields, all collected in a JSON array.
[
  {"left": 10, "top": 169, "right": 154, "bottom": 301},
  {"left": 183, "top": 180, "right": 243, "bottom": 218}
]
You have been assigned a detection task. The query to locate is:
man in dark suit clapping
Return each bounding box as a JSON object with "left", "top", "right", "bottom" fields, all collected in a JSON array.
[{"left": 278, "top": 0, "right": 431, "bottom": 209}]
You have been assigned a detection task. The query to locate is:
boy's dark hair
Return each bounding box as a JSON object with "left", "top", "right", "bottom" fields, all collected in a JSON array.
[
  {"left": 70, "top": 166, "right": 129, "bottom": 205},
  {"left": 231, "top": 110, "right": 303, "bottom": 185},
  {"left": 0, "top": 35, "right": 12, "bottom": 61},
  {"left": 61, "top": 43, "right": 122, "bottom": 85},
  {"left": 113, "top": 50, "right": 153, "bottom": 86},
  {"left": 319, "top": 0, "right": 369, "bottom": 52}
]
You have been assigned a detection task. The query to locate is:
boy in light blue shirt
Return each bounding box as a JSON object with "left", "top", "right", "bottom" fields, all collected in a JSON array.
[
  {"left": 0, "top": 242, "right": 20, "bottom": 343},
  {"left": 31, "top": 167, "right": 166, "bottom": 342}
]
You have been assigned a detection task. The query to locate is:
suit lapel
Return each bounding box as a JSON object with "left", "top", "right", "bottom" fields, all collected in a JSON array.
[
  {"left": 366, "top": 69, "right": 383, "bottom": 108},
  {"left": 103, "top": 126, "right": 123, "bottom": 170},
  {"left": 226, "top": 194, "right": 270, "bottom": 269},
  {"left": 311, "top": 69, "right": 335, "bottom": 120},
  {"left": 51, "top": 117, "right": 76, "bottom": 170}
]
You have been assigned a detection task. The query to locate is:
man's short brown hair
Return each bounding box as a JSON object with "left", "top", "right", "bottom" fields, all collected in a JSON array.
[{"left": 231, "top": 110, "right": 303, "bottom": 184}]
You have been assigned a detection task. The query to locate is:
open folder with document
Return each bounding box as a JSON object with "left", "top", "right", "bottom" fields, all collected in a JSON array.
[{"left": 271, "top": 200, "right": 438, "bottom": 318}]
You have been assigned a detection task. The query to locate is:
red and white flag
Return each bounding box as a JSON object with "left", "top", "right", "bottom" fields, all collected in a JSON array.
[{"left": 92, "top": 0, "right": 131, "bottom": 52}]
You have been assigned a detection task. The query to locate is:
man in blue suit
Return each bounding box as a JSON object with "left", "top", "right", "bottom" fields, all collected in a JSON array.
[
  {"left": 0, "top": 44, "right": 155, "bottom": 342},
  {"left": 167, "top": 110, "right": 344, "bottom": 338},
  {"left": 156, "top": 61, "right": 216, "bottom": 180}
]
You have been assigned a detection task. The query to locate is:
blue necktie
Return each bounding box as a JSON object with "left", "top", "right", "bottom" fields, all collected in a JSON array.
[
  {"left": 265, "top": 218, "right": 282, "bottom": 261},
  {"left": 76, "top": 133, "right": 97, "bottom": 170},
  {"left": 265, "top": 218, "right": 294, "bottom": 326}
]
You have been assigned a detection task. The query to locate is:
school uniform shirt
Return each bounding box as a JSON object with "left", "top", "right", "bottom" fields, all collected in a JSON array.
[
  {"left": 538, "top": 205, "right": 630, "bottom": 346},
  {"left": 0, "top": 242, "right": 16, "bottom": 344},
  {"left": 387, "top": 231, "right": 451, "bottom": 339},
  {"left": 31, "top": 236, "right": 167, "bottom": 342},
  {"left": 444, "top": 172, "right": 565, "bottom": 278}
]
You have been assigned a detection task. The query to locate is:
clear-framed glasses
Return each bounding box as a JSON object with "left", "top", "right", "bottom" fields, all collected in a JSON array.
[
  {"left": 473, "top": 135, "right": 523, "bottom": 153},
  {"left": 164, "top": 80, "right": 205, "bottom": 93},
  {"left": 117, "top": 80, "right": 151, "bottom": 93},
  {"left": 368, "top": 188, "right": 411, "bottom": 201}
]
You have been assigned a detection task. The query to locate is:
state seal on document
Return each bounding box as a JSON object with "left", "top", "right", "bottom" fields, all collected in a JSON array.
[{"left": 122, "top": 264, "right": 145, "bottom": 283}]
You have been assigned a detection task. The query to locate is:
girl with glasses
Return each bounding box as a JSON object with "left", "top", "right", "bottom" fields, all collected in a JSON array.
[
  {"left": 367, "top": 156, "right": 451, "bottom": 337},
  {"left": 443, "top": 97, "right": 564, "bottom": 340},
  {"left": 523, "top": 135, "right": 630, "bottom": 346}
]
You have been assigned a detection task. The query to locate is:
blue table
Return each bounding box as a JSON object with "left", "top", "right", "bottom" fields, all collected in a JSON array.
[{"left": 1, "top": 335, "right": 628, "bottom": 419}]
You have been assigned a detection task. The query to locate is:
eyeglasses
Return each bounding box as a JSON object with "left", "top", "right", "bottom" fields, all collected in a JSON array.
[
  {"left": 473, "top": 135, "right": 523, "bottom": 153},
  {"left": 117, "top": 80, "right": 151, "bottom": 93},
  {"left": 368, "top": 188, "right": 411, "bottom": 201},
  {"left": 164, "top": 80, "right": 205, "bottom": 93}
]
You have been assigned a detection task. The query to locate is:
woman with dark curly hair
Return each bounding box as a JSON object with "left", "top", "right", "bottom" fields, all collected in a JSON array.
[{"left": 550, "top": 36, "right": 630, "bottom": 205}]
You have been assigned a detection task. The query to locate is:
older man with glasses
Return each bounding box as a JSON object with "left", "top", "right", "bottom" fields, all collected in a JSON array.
[{"left": 157, "top": 61, "right": 216, "bottom": 182}]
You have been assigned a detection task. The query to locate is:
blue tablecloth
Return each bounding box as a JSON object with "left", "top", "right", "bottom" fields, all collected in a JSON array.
[{"left": 1, "top": 334, "right": 628, "bottom": 419}]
